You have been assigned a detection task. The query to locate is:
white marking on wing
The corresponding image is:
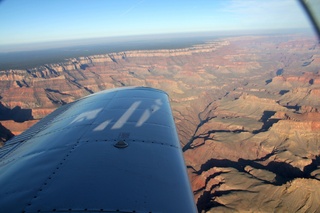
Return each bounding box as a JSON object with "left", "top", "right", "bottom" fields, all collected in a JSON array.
[
  {"left": 111, "top": 101, "right": 141, "bottom": 129},
  {"left": 93, "top": 120, "right": 111, "bottom": 131},
  {"left": 70, "top": 108, "right": 102, "bottom": 124}
]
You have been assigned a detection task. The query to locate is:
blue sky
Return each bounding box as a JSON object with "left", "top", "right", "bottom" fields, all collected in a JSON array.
[{"left": 0, "top": 0, "right": 312, "bottom": 46}]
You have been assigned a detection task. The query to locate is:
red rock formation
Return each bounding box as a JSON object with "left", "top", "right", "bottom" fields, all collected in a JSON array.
[
  {"left": 1, "top": 120, "right": 39, "bottom": 135},
  {"left": 270, "top": 71, "right": 320, "bottom": 87}
]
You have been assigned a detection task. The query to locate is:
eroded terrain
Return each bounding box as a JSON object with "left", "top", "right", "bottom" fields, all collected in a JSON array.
[{"left": 1, "top": 34, "right": 320, "bottom": 212}]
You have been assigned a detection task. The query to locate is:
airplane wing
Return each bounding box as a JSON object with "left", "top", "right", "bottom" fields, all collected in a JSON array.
[{"left": 0, "top": 87, "right": 197, "bottom": 213}]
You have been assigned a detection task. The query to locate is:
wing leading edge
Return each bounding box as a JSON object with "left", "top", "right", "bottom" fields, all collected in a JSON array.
[{"left": 0, "top": 87, "right": 197, "bottom": 213}]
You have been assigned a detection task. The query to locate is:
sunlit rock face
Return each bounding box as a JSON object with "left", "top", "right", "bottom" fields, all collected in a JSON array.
[{"left": 1, "top": 34, "right": 320, "bottom": 212}]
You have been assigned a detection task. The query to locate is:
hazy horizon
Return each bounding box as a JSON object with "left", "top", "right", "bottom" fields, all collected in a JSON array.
[
  {"left": 0, "top": 29, "right": 313, "bottom": 70},
  {"left": 0, "top": 31, "right": 214, "bottom": 70},
  {"left": 0, "top": 28, "right": 313, "bottom": 53}
]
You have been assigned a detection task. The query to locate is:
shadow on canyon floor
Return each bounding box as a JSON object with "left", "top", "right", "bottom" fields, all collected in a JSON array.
[
  {"left": 0, "top": 103, "right": 33, "bottom": 122},
  {"left": 194, "top": 154, "right": 319, "bottom": 212}
]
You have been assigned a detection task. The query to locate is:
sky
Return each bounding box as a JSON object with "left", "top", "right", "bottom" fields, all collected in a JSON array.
[{"left": 0, "top": 0, "right": 312, "bottom": 47}]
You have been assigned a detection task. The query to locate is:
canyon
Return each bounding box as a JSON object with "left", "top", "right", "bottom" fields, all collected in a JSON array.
[{"left": 1, "top": 33, "right": 320, "bottom": 212}]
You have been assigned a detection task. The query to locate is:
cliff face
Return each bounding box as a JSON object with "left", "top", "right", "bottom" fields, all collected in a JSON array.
[{"left": 1, "top": 34, "right": 320, "bottom": 212}]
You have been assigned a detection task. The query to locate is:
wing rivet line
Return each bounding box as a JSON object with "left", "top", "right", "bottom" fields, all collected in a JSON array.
[{"left": 114, "top": 140, "right": 128, "bottom": 148}]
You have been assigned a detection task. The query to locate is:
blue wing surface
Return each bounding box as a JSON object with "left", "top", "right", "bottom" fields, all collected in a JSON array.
[{"left": 0, "top": 87, "right": 197, "bottom": 213}]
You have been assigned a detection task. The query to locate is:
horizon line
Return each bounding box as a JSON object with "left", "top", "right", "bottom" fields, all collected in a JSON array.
[{"left": 0, "top": 28, "right": 312, "bottom": 53}]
